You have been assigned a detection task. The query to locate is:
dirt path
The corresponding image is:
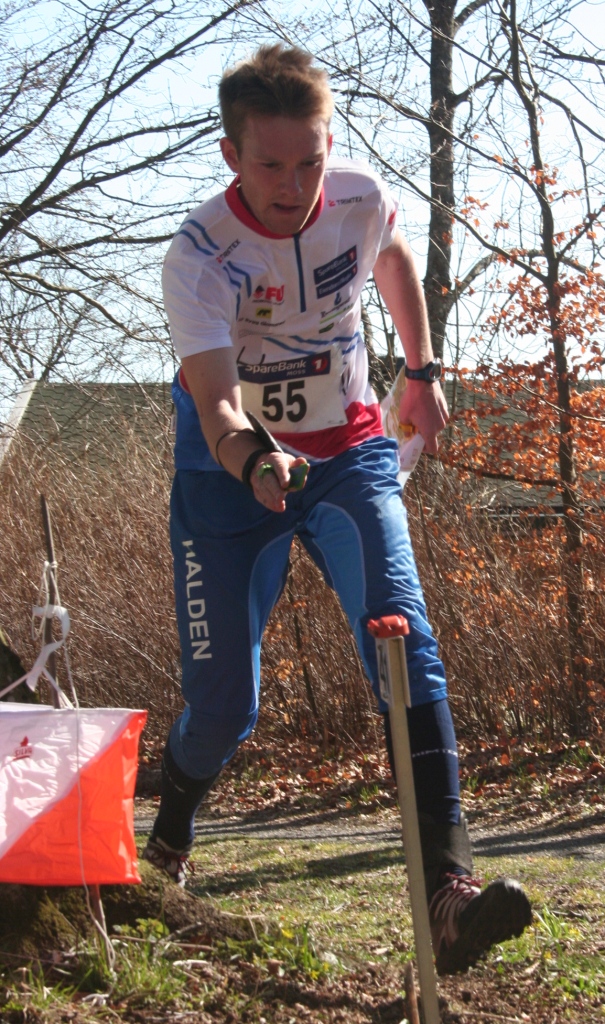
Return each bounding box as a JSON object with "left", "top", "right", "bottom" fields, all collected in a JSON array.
[{"left": 134, "top": 799, "right": 605, "bottom": 860}]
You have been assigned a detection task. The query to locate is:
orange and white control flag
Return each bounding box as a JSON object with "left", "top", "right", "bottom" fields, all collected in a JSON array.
[{"left": 0, "top": 704, "right": 146, "bottom": 885}]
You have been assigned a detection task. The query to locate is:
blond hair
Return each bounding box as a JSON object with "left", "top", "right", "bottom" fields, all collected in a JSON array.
[{"left": 219, "top": 44, "right": 334, "bottom": 150}]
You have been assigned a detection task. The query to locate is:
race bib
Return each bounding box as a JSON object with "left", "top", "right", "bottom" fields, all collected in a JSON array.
[{"left": 237, "top": 349, "right": 348, "bottom": 433}]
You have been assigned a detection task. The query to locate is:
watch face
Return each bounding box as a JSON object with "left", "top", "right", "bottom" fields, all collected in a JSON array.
[{"left": 428, "top": 359, "right": 442, "bottom": 381}]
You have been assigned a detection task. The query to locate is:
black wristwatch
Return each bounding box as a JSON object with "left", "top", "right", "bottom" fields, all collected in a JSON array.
[{"left": 404, "top": 358, "right": 442, "bottom": 382}]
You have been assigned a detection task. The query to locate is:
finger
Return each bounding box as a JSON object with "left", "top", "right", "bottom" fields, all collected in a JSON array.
[
  {"left": 256, "top": 461, "right": 280, "bottom": 485},
  {"left": 258, "top": 457, "right": 309, "bottom": 491},
  {"left": 256, "top": 483, "right": 286, "bottom": 512},
  {"left": 256, "top": 459, "right": 290, "bottom": 490},
  {"left": 252, "top": 462, "right": 287, "bottom": 511},
  {"left": 399, "top": 421, "right": 417, "bottom": 440}
]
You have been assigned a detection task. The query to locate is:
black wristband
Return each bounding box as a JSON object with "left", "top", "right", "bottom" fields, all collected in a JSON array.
[
  {"left": 241, "top": 448, "right": 271, "bottom": 489},
  {"left": 215, "top": 428, "right": 257, "bottom": 468}
]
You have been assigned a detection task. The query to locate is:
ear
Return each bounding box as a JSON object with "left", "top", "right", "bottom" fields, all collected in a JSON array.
[{"left": 220, "top": 137, "right": 240, "bottom": 174}]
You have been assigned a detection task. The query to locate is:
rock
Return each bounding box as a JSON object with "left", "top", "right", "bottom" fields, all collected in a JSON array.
[
  {"left": 0, "top": 629, "right": 38, "bottom": 704},
  {"left": 102, "top": 860, "right": 257, "bottom": 941},
  {"left": 0, "top": 861, "right": 257, "bottom": 958}
]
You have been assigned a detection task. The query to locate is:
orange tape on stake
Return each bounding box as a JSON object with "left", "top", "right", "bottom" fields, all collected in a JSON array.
[{"left": 367, "top": 614, "right": 410, "bottom": 639}]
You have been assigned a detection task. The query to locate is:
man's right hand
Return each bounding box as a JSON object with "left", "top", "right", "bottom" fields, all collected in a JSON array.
[{"left": 249, "top": 451, "right": 309, "bottom": 512}]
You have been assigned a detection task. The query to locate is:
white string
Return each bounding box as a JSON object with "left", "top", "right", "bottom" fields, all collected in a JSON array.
[
  {"left": 31, "top": 560, "right": 57, "bottom": 641},
  {"left": 0, "top": 616, "right": 72, "bottom": 705},
  {"left": 44, "top": 563, "right": 116, "bottom": 973}
]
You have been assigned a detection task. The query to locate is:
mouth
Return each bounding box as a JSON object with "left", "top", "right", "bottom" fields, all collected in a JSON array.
[{"left": 272, "top": 203, "right": 304, "bottom": 214}]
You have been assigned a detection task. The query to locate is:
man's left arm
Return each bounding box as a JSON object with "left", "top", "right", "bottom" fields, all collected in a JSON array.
[{"left": 373, "top": 230, "right": 448, "bottom": 454}]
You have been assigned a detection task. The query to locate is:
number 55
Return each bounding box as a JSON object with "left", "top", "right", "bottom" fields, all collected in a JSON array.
[{"left": 262, "top": 381, "right": 307, "bottom": 423}]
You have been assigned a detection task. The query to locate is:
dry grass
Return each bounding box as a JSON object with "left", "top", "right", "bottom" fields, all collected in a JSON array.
[
  {"left": 0, "top": 430, "right": 373, "bottom": 756},
  {"left": 0, "top": 431, "right": 182, "bottom": 748},
  {"left": 0, "top": 425, "right": 603, "bottom": 757},
  {"left": 406, "top": 458, "right": 605, "bottom": 742}
]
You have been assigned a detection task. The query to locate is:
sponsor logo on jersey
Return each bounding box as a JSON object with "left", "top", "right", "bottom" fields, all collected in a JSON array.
[
  {"left": 215, "top": 239, "right": 240, "bottom": 264},
  {"left": 328, "top": 196, "right": 363, "bottom": 206},
  {"left": 314, "top": 248, "right": 357, "bottom": 284},
  {"left": 255, "top": 307, "right": 272, "bottom": 319},
  {"left": 237, "top": 352, "right": 331, "bottom": 383},
  {"left": 314, "top": 246, "right": 358, "bottom": 299},
  {"left": 241, "top": 316, "right": 286, "bottom": 327},
  {"left": 13, "top": 736, "right": 33, "bottom": 761},
  {"left": 319, "top": 292, "right": 354, "bottom": 333},
  {"left": 252, "top": 284, "right": 285, "bottom": 304}
]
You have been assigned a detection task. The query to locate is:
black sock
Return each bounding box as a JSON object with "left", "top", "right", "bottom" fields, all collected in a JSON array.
[
  {"left": 151, "top": 742, "right": 220, "bottom": 851},
  {"left": 383, "top": 699, "right": 461, "bottom": 826}
]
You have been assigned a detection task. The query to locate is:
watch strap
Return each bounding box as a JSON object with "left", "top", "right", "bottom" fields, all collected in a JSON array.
[{"left": 404, "top": 359, "right": 442, "bottom": 382}]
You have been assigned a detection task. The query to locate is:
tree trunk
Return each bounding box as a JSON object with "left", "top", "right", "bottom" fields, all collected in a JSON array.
[
  {"left": 423, "top": 0, "right": 457, "bottom": 359},
  {"left": 548, "top": 289, "right": 588, "bottom": 729},
  {"left": 508, "top": 0, "right": 588, "bottom": 731}
]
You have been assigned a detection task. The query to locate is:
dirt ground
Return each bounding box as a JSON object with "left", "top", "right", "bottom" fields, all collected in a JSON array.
[{"left": 1, "top": 739, "right": 604, "bottom": 1023}]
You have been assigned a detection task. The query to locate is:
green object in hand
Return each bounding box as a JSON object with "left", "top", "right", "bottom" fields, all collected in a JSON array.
[
  {"left": 257, "top": 460, "right": 309, "bottom": 491},
  {"left": 288, "top": 461, "right": 309, "bottom": 491},
  {"left": 245, "top": 414, "right": 309, "bottom": 493}
]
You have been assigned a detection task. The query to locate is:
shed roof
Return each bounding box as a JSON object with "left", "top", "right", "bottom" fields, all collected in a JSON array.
[{"left": 1, "top": 380, "right": 173, "bottom": 466}]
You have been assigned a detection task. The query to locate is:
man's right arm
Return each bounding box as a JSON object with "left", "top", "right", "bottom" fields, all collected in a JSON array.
[{"left": 181, "top": 349, "right": 306, "bottom": 513}]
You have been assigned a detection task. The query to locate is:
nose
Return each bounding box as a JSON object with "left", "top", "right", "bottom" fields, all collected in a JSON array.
[{"left": 279, "top": 167, "right": 302, "bottom": 197}]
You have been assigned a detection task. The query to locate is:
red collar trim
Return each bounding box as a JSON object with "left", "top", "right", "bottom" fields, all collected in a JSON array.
[{"left": 224, "top": 177, "right": 324, "bottom": 238}]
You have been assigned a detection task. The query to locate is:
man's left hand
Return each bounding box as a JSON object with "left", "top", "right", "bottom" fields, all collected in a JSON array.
[{"left": 398, "top": 379, "right": 449, "bottom": 455}]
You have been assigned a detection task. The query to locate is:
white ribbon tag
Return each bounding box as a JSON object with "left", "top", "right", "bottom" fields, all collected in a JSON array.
[{"left": 0, "top": 604, "right": 72, "bottom": 705}]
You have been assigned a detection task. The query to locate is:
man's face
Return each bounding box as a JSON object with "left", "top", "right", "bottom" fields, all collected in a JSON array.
[{"left": 220, "top": 115, "right": 332, "bottom": 235}]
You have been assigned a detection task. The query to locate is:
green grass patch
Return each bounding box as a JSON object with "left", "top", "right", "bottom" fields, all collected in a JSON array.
[
  {"left": 2, "top": 831, "right": 604, "bottom": 1022},
  {"left": 214, "top": 923, "right": 329, "bottom": 980},
  {"left": 467, "top": 855, "right": 605, "bottom": 1013},
  {"left": 188, "top": 839, "right": 605, "bottom": 1015},
  {"left": 189, "top": 835, "right": 414, "bottom": 970}
]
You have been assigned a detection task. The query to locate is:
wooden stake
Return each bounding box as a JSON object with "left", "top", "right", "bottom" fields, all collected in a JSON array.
[
  {"left": 404, "top": 961, "right": 421, "bottom": 1024},
  {"left": 40, "top": 495, "right": 113, "bottom": 970},
  {"left": 369, "top": 616, "right": 441, "bottom": 1024},
  {"left": 40, "top": 495, "right": 59, "bottom": 709}
]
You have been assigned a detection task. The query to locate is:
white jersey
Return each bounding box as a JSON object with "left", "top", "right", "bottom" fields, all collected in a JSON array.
[{"left": 163, "top": 157, "right": 398, "bottom": 461}]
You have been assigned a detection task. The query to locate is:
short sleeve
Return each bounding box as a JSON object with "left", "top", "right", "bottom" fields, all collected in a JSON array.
[
  {"left": 378, "top": 181, "right": 399, "bottom": 252},
  {"left": 162, "top": 240, "right": 234, "bottom": 359}
]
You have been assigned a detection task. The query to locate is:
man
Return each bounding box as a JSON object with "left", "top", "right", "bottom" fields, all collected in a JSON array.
[{"left": 144, "top": 44, "right": 531, "bottom": 975}]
